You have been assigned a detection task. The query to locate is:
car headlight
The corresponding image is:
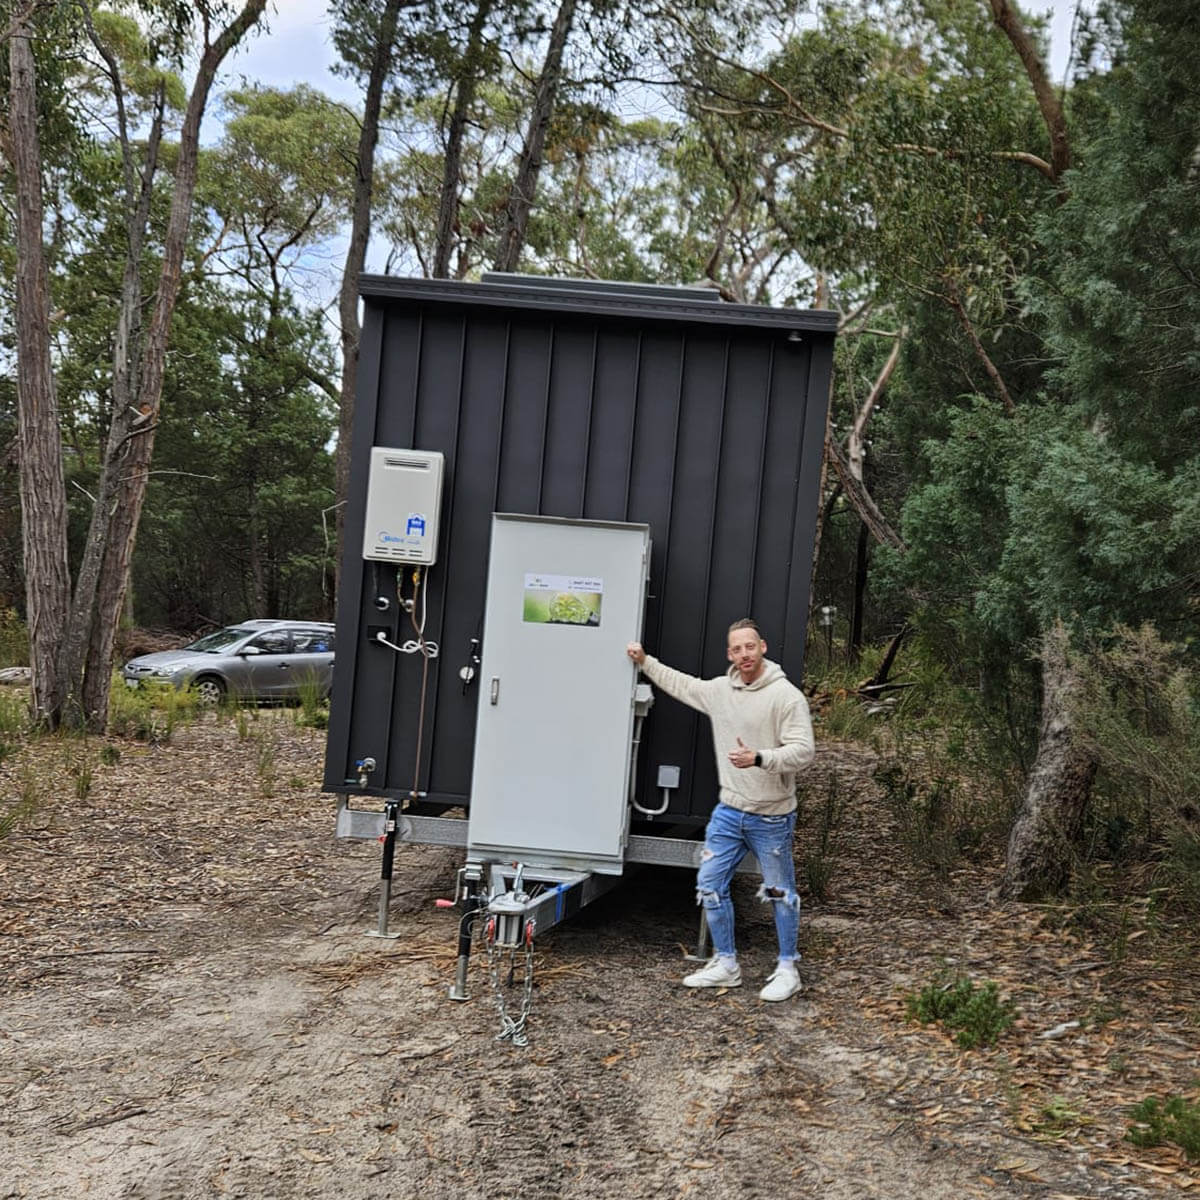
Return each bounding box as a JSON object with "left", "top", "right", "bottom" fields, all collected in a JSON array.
[{"left": 152, "top": 666, "right": 182, "bottom": 677}]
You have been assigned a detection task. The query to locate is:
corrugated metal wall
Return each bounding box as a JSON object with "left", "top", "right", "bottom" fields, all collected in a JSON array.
[{"left": 324, "top": 276, "right": 836, "bottom": 827}]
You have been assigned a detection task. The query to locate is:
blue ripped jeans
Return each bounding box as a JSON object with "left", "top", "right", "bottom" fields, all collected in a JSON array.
[{"left": 697, "top": 802, "right": 800, "bottom": 962}]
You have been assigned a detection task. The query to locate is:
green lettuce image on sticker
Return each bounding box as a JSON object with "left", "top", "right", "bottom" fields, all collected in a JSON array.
[{"left": 548, "top": 592, "right": 593, "bottom": 624}]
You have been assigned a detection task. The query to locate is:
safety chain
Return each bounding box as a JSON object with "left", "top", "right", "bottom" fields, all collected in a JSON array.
[{"left": 483, "top": 915, "right": 535, "bottom": 1047}]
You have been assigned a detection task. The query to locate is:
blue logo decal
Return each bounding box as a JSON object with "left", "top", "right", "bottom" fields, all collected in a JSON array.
[{"left": 406, "top": 513, "right": 427, "bottom": 536}]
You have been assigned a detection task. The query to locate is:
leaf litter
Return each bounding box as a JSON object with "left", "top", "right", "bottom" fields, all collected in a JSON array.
[{"left": 0, "top": 719, "right": 1197, "bottom": 1197}]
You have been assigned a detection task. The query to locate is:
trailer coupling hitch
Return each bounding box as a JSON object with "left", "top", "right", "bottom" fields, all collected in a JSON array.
[{"left": 484, "top": 907, "right": 536, "bottom": 1047}]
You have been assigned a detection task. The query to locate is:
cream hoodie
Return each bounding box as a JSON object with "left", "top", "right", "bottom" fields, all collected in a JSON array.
[{"left": 639, "top": 655, "right": 814, "bottom": 816}]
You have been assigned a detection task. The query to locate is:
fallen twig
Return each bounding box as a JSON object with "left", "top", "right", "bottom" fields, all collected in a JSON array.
[
  {"left": 37, "top": 948, "right": 162, "bottom": 958},
  {"left": 66, "top": 1106, "right": 149, "bottom": 1134}
]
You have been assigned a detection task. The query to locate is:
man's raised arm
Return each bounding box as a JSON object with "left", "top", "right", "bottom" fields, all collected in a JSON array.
[{"left": 626, "top": 642, "right": 712, "bottom": 713}]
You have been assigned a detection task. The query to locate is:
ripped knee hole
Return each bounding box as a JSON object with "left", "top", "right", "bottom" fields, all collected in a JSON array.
[{"left": 755, "top": 883, "right": 801, "bottom": 909}]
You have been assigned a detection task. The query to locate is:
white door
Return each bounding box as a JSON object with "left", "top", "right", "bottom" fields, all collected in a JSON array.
[{"left": 467, "top": 514, "right": 650, "bottom": 873}]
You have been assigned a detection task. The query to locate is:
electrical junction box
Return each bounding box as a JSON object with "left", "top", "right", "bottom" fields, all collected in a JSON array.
[{"left": 362, "top": 448, "right": 444, "bottom": 565}]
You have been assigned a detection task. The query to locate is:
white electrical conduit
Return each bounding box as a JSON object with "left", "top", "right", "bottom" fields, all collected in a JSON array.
[{"left": 628, "top": 714, "right": 671, "bottom": 816}]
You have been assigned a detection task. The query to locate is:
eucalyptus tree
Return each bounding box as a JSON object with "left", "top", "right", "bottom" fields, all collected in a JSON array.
[
  {"left": 5, "top": 0, "right": 267, "bottom": 729},
  {"left": 5, "top": 3, "right": 73, "bottom": 719}
]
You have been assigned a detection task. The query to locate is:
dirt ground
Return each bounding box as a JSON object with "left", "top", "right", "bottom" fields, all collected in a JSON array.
[{"left": 2, "top": 710, "right": 1198, "bottom": 1199}]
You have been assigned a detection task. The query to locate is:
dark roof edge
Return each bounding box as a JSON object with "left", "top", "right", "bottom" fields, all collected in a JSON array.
[{"left": 357, "top": 274, "right": 839, "bottom": 335}]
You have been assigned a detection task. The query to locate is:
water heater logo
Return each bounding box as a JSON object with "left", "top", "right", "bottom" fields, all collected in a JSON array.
[{"left": 406, "top": 513, "right": 427, "bottom": 536}]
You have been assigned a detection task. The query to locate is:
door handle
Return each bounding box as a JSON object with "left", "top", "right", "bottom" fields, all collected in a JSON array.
[{"left": 490, "top": 677, "right": 500, "bottom": 705}]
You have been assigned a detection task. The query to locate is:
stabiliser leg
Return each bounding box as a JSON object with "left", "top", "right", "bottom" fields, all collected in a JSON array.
[
  {"left": 684, "top": 909, "right": 711, "bottom": 962},
  {"left": 447, "top": 893, "right": 480, "bottom": 1001},
  {"left": 366, "top": 800, "right": 402, "bottom": 939}
]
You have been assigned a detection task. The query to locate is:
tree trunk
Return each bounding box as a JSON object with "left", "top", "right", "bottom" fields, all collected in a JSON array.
[
  {"left": 849, "top": 521, "right": 868, "bottom": 657},
  {"left": 433, "top": 0, "right": 494, "bottom": 279},
  {"left": 74, "top": 0, "right": 268, "bottom": 731},
  {"left": 335, "top": 0, "right": 404, "bottom": 600},
  {"left": 999, "top": 622, "right": 1097, "bottom": 900},
  {"left": 491, "top": 0, "right": 578, "bottom": 273},
  {"left": 57, "top": 29, "right": 166, "bottom": 727},
  {"left": 8, "top": 16, "right": 72, "bottom": 726}
]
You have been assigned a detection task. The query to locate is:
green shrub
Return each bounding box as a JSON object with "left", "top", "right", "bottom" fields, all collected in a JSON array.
[
  {"left": 817, "top": 692, "right": 876, "bottom": 742},
  {"left": 0, "top": 687, "right": 28, "bottom": 738},
  {"left": 107, "top": 677, "right": 196, "bottom": 742},
  {"left": 293, "top": 674, "right": 330, "bottom": 730},
  {"left": 255, "top": 731, "right": 277, "bottom": 797},
  {"left": 906, "top": 974, "right": 1016, "bottom": 1049},
  {"left": 1127, "top": 1094, "right": 1200, "bottom": 1160},
  {"left": 73, "top": 760, "right": 93, "bottom": 801},
  {"left": 0, "top": 766, "right": 39, "bottom": 839},
  {"left": 876, "top": 759, "right": 970, "bottom": 876}
]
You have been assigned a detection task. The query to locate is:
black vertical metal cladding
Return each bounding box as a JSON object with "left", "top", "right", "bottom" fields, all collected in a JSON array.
[{"left": 323, "top": 275, "right": 837, "bottom": 827}]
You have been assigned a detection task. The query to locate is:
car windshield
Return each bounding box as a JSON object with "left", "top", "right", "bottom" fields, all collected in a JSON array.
[{"left": 186, "top": 627, "right": 253, "bottom": 653}]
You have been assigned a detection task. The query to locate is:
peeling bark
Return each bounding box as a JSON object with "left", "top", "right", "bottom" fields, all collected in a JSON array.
[
  {"left": 8, "top": 14, "right": 71, "bottom": 726},
  {"left": 1000, "top": 623, "right": 1098, "bottom": 900}
]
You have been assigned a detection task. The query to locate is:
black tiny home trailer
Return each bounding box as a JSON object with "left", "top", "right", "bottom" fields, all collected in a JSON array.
[{"left": 325, "top": 275, "right": 835, "bottom": 1024}]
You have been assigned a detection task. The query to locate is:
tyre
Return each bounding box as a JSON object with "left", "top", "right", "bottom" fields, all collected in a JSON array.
[{"left": 191, "top": 675, "right": 226, "bottom": 706}]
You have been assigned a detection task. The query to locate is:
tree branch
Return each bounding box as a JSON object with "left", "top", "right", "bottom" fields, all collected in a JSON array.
[
  {"left": 694, "top": 42, "right": 1058, "bottom": 182},
  {"left": 943, "top": 274, "right": 1015, "bottom": 414},
  {"left": 826, "top": 439, "right": 905, "bottom": 551},
  {"left": 847, "top": 327, "right": 904, "bottom": 483},
  {"left": 987, "top": 0, "right": 1071, "bottom": 181}
]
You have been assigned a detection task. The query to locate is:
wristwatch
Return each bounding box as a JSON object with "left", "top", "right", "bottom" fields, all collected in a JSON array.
[{"left": 753, "top": 752, "right": 762, "bottom": 768}]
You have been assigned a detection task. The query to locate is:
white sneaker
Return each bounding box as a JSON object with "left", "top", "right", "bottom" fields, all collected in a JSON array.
[
  {"left": 759, "top": 963, "right": 802, "bottom": 1002},
  {"left": 682, "top": 957, "right": 742, "bottom": 988}
]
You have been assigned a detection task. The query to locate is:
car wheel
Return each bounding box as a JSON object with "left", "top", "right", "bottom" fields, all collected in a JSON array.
[{"left": 191, "top": 675, "right": 226, "bottom": 706}]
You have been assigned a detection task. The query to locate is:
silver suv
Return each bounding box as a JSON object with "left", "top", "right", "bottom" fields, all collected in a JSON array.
[{"left": 121, "top": 619, "right": 335, "bottom": 704}]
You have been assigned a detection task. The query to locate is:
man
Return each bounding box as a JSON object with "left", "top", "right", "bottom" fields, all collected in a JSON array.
[{"left": 626, "top": 619, "right": 814, "bottom": 1001}]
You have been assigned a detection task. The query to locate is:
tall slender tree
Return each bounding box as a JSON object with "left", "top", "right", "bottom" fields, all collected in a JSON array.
[
  {"left": 8, "top": 0, "right": 267, "bottom": 729},
  {"left": 6, "top": 7, "right": 71, "bottom": 723}
]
